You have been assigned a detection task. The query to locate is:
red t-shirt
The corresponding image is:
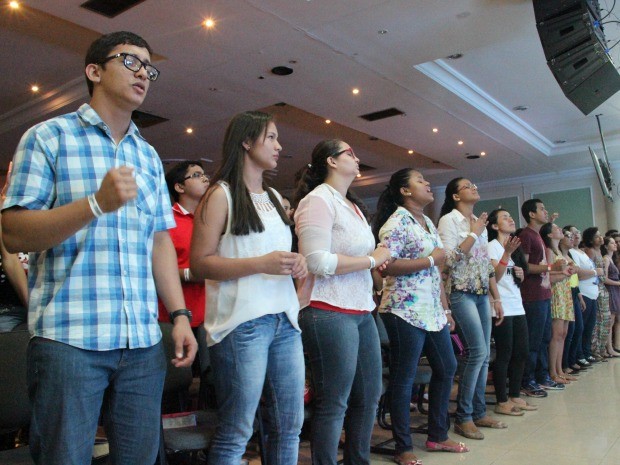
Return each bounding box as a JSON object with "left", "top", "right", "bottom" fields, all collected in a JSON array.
[
  {"left": 158, "top": 203, "right": 206, "bottom": 327},
  {"left": 518, "top": 226, "right": 551, "bottom": 302}
]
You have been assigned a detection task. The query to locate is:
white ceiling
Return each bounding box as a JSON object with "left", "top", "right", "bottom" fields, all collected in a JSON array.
[{"left": 2, "top": 0, "right": 620, "bottom": 198}]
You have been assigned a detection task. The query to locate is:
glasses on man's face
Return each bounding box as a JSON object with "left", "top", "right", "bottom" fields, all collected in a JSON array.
[
  {"left": 183, "top": 172, "right": 209, "bottom": 182},
  {"left": 99, "top": 53, "right": 160, "bottom": 82},
  {"left": 457, "top": 183, "right": 477, "bottom": 192},
  {"left": 334, "top": 148, "right": 357, "bottom": 159}
]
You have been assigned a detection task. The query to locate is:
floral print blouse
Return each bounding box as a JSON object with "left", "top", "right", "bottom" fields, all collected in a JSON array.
[
  {"left": 437, "top": 208, "right": 494, "bottom": 295},
  {"left": 378, "top": 207, "right": 448, "bottom": 332}
]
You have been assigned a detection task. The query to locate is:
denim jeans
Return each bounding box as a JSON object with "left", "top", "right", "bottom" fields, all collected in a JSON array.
[
  {"left": 567, "top": 287, "right": 585, "bottom": 365},
  {"left": 208, "top": 313, "right": 304, "bottom": 465},
  {"left": 0, "top": 305, "right": 27, "bottom": 332},
  {"left": 522, "top": 299, "right": 551, "bottom": 385},
  {"left": 491, "top": 315, "right": 528, "bottom": 401},
  {"left": 300, "top": 308, "right": 382, "bottom": 465},
  {"left": 449, "top": 291, "right": 491, "bottom": 424},
  {"left": 381, "top": 313, "right": 456, "bottom": 452},
  {"left": 27, "top": 337, "right": 166, "bottom": 465},
  {"left": 581, "top": 296, "right": 598, "bottom": 358}
]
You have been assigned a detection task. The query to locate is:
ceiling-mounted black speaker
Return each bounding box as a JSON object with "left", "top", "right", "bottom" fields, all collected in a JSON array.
[{"left": 533, "top": 0, "right": 620, "bottom": 114}]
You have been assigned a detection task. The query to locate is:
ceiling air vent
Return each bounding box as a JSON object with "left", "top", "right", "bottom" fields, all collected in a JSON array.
[
  {"left": 81, "top": 0, "right": 147, "bottom": 18},
  {"left": 359, "top": 107, "right": 405, "bottom": 122},
  {"left": 131, "top": 110, "right": 169, "bottom": 129}
]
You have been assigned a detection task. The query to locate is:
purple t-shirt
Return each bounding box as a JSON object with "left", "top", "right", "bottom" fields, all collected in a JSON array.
[{"left": 519, "top": 226, "right": 551, "bottom": 302}]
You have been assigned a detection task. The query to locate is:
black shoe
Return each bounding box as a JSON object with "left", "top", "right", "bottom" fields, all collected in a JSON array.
[{"left": 577, "top": 359, "right": 592, "bottom": 368}]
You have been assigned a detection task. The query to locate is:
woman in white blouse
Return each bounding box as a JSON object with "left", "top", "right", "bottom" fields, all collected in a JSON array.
[
  {"left": 190, "top": 111, "right": 307, "bottom": 465},
  {"left": 294, "top": 139, "right": 391, "bottom": 465}
]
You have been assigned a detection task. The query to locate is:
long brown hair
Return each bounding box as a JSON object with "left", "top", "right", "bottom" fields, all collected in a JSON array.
[{"left": 198, "top": 111, "right": 291, "bottom": 235}]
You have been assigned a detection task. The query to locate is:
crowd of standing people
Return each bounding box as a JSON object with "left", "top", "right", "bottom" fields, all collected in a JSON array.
[{"left": 2, "top": 30, "right": 619, "bottom": 465}]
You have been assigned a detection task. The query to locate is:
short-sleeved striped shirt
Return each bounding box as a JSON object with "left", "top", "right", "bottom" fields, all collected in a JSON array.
[{"left": 3, "top": 104, "right": 175, "bottom": 350}]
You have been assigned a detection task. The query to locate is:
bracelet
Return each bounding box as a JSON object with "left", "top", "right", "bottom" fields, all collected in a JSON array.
[
  {"left": 183, "top": 268, "right": 191, "bottom": 283},
  {"left": 468, "top": 232, "right": 478, "bottom": 240},
  {"left": 499, "top": 259, "right": 509, "bottom": 266},
  {"left": 493, "top": 299, "right": 502, "bottom": 304},
  {"left": 444, "top": 309, "right": 452, "bottom": 314},
  {"left": 368, "top": 256, "right": 376, "bottom": 269},
  {"left": 427, "top": 255, "right": 435, "bottom": 268},
  {"left": 87, "top": 193, "right": 104, "bottom": 218},
  {"left": 170, "top": 308, "right": 192, "bottom": 324}
]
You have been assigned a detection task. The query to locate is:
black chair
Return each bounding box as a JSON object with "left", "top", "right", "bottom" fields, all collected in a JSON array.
[
  {"left": 371, "top": 313, "right": 431, "bottom": 456},
  {"left": 0, "top": 330, "right": 33, "bottom": 464}
]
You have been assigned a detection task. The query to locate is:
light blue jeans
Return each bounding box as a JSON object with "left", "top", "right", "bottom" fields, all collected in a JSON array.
[
  {"left": 207, "top": 313, "right": 305, "bottom": 465},
  {"left": 27, "top": 337, "right": 166, "bottom": 465},
  {"left": 300, "top": 308, "right": 382, "bottom": 465},
  {"left": 450, "top": 291, "right": 491, "bottom": 424}
]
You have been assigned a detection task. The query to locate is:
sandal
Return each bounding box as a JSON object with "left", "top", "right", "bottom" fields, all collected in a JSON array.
[
  {"left": 394, "top": 451, "right": 422, "bottom": 465},
  {"left": 454, "top": 422, "right": 484, "bottom": 440},
  {"left": 426, "top": 439, "right": 469, "bottom": 453},
  {"left": 473, "top": 417, "right": 508, "bottom": 429},
  {"left": 509, "top": 398, "right": 538, "bottom": 411},
  {"left": 494, "top": 404, "right": 524, "bottom": 416}
]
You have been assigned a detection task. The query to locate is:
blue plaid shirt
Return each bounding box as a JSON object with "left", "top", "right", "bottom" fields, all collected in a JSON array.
[{"left": 3, "top": 104, "right": 175, "bottom": 350}]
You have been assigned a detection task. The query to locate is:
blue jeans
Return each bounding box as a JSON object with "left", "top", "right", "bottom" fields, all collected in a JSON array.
[
  {"left": 381, "top": 313, "right": 456, "bottom": 452},
  {"left": 581, "top": 296, "right": 598, "bottom": 358},
  {"left": 27, "top": 337, "right": 166, "bottom": 465},
  {"left": 0, "top": 304, "right": 27, "bottom": 332},
  {"left": 449, "top": 292, "right": 491, "bottom": 424},
  {"left": 208, "top": 313, "right": 304, "bottom": 465},
  {"left": 568, "top": 288, "right": 585, "bottom": 365},
  {"left": 522, "top": 299, "right": 551, "bottom": 385},
  {"left": 300, "top": 308, "right": 382, "bottom": 465}
]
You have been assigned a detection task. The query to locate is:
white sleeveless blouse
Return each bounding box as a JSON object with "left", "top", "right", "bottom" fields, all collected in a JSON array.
[{"left": 204, "top": 182, "right": 300, "bottom": 346}]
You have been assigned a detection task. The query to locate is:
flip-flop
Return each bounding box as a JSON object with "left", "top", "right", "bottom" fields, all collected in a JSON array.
[{"left": 426, "top": 440, "right": 469, "bottom": 453}]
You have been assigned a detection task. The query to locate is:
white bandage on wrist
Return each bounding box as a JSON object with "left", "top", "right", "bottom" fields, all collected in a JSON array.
[{"left": 87, "top": 193, "right": 104, "bottom": 218}]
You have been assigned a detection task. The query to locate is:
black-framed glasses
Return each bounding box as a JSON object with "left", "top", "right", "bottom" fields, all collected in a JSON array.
[
  {"left": 457, "top": 183, "right": 477, "bottom": 192},
  {"left": 183, "top": 172, "right": 209, "bottom": 182},
  {"left": 99, "top": 53, "right": 160, "bottom": 82},
  {"left": 334, "top": 148, "right": 356, "bottom": 159}
]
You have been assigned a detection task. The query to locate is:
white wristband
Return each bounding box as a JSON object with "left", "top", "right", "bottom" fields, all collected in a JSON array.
[
  {"left": 368, "top": 256, "right": 376, "bottom": 269},
  {"left": 183, "top": 268, "right": 191, "bottom": 283},
  {"left": 427, "top": 255, "right": 435, "bottom": 268},
  {"left": 87, "top": 193, "right": 104, "bottom": 218},
  {"left": 468, "top": 232, "right": 478, "bottom": 240}
]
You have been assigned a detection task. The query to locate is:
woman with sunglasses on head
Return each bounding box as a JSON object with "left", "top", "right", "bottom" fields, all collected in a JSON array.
[
  {"left": 372, "top": 168, "right": 466, "bottom": 465},
  {"left": 293, "top": 139, "right": 391, "bottom": 465},
  {"left": 437, "top": 178, "right": 506, "bottom": 440},
  {"left": 190, "top": 111, "right": 307, "bottom": 465},
  {"left": 540, "top": 222, "right": 578, "bottom": 384},
  {"left": 486, "top": 209, "right": 537, "bottom": 414}
]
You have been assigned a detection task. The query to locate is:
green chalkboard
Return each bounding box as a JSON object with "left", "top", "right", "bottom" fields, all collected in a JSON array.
[
  {"left": 474, "top": 196, "right": 520, "bottom": 225},
  {"left": 532, "top": 187, "right": 593, "bottom": 231}
]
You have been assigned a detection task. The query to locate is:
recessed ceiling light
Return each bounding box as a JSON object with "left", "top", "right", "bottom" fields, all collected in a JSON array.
[
  {"left": 447, "top": 53, "right": 463, "bottom": 60},
  {"left": 271, "top": 66, "right": 293, "bottom": 76},
  {"left": 458, "top": 140, "right": 464, "bottom": 145},
  {"left": 325, "top": 119, "right": 331, "bottom": 124},
  {"left": 513, "top": 105, "right": 529, "bottom": 111},
  {"left": 466, "top": 154, "right": 480, "bottom": 159},
  {"left": 432, "top": 128, "right": 438, "bottom": 133},
  {"left": 480, "top": 151, "right": 486, "bottom": 156},
  {"left": 203, "top": 18, "right": 215, "bottom": 28},
  {"left": 378, "top": 29, "right": 388, "bottom": 34},
  {"left": 408, "top": 150, "right": 414, "bottom": 154},
  {"left": 186, "top": 128, "right": 193, "bottom": 134},
  {"left": 352, "top": 88, "right": 360, "bottom": 95},
  {"left": 356, "top": 173, "right": 362, "bottom": 178},
  {"left": 554, "top": 139, "right": 566, "bottom": 144},
  {"left": 9, "top": 1, "right": 19, "bottom": 9},
  {"left": 31, "top": 85, "right": 39, "bottom": 93}
]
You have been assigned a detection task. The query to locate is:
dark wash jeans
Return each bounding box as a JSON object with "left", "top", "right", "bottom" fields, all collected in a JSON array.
[
  {"left": 300, "top": 307, "right": 382, "bottom": 465},
  {"left": 522, "top": 299, "right": 551, "bottom": 385},
  {"left": 566, "top": 287, "right": 584, "bottom": 367},
  {"left": 27, "top": 337, "right": 166, "bottom": 465},
  {"left": 581, "top": 295, "right": 598, "bottom": 359},
  {"left": 381, "top": 313, "right": 456, "bottom": 453}
]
